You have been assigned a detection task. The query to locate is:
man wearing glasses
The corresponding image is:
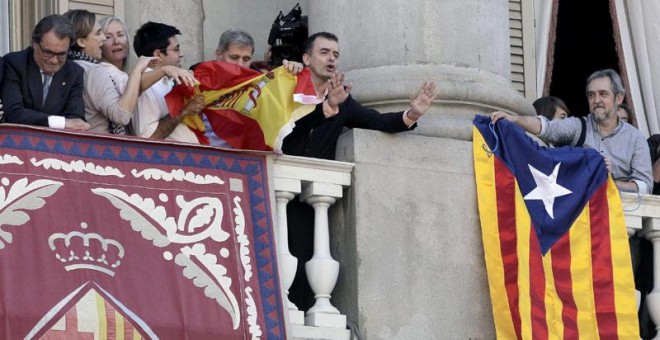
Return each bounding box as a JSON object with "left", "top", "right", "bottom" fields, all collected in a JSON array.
[
  {"left": 132, "top": 21, "right": 204, "bottom": 143},
  {"left": 1, "top": 14, "right": 88, "bottom": 130}
]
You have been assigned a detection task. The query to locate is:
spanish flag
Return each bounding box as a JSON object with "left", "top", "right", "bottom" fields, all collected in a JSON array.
[
  {"left": 473, "top": 115, "right": 638, "bottom": 338},
  {"left": 165, "top": 61, "right": 319, "bottom": 152}
]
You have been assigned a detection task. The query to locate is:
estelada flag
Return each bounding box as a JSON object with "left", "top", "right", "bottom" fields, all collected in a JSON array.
[
  {"left": 165, "top": 61, "right": 319, "bottom": 152},
  {"left": 472, "top": 115, "right": 638, "bottom": 338}
]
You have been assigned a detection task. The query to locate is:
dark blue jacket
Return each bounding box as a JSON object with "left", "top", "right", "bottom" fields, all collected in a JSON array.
[
  {"left": 282, "top": 94, "right": 415, "bottom": 160},
  {"left": 2, "top": 47, "right": 85, "bottom": 126}
]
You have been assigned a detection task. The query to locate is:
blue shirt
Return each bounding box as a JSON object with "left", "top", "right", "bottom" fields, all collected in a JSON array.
[{"left": 537, "top": 114, "right": 652, "bottom": 194}]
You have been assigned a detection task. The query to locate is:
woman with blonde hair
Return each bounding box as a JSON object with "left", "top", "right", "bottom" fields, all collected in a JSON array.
[
  {"left": 99, "top": 16, "right": 198, "bottom": 135},
  {"left": 99, "top": 16, "right": 130, "bottom": 71}
]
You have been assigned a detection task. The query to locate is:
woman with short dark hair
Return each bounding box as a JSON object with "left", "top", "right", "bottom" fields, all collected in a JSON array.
[
  {"left": 532, "top": 96, "right": 570, "bottom": 121},
  {"left": 617, "top": 103, "right": 638, "bottom": 128}
]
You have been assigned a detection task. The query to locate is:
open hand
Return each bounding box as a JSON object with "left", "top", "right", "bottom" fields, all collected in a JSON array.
[
  {"left": 163, "top": 66, "right": 198, "bottom": 87},
  {"left": 408, "top": 81, "right": 437, "bottom": 120},
  {"left": 134, "top": 56, "right": 160, "bottom": 74},
  {"left": 326, "top": 73, "right": 353, "bottom": 112},
  {"left": 282, "top": 59, "right": 304, "bottom": 75},
  {"left": 490, "top": 110, "right": 514, "bottom": 124},
  {"left": 64, "top": 118, "right": 90, "bottom": 131}
]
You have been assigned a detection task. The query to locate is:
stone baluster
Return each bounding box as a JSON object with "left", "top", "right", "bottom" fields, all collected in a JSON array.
[
  {"left": 271, "top": 155, "right": 353, "bottom": 338},
  {"left": 622, "top": 195, "right": 645, "bottom": 314},
  {"left": 301, "top": 182, "right": 346, "bottom": 328},
  {"left": 625, "top": 213, "right": 643, "bottom": 310},
  {"left": 274, "top": 178, "right": 304, "bottom": 325},
  {"left": 643, "top": 221, "right": 660, "bottom": 338},
  {"left": 625, "top": 213, "right": 642, "bottom": 238}
]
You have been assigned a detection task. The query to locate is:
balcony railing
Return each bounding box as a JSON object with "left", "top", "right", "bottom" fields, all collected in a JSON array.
[
  {"left": 271, "top": 155, "right": 354, "bottom": 340},
  {"left": 271, "top": 162, "right": 660, "bottom": 339},
  {"left": 621, "top": 192, "right": 660, "bottom": 336}
]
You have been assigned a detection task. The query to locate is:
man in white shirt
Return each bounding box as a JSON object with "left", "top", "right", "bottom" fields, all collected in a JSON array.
[{"left": 132, "top": 22, "right": 203, "bottom": 143}]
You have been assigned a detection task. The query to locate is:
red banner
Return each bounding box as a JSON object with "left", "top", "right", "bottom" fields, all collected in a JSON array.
[{"left": 0, "top": 125, "right": 286, "bottom": 339}]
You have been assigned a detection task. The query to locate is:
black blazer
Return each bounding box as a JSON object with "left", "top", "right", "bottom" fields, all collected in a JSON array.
[
  {"left": 2, "top": 47, "right": 84, "bottom": 126},
  {"left": 282, "top": 94, "right": 415, "bottom": 160}
]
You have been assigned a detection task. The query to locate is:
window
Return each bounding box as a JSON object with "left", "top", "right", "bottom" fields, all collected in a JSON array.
[
  {"left": 509, "top": 0, "right": 537, "bottom": 99},
  {"left": 2, "top": 0, "right": 123, "bottom": 53}
]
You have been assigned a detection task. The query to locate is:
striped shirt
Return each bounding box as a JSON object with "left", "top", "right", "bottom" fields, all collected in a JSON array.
[{"left": 537, "top": 114, "right": 652, "bottom": 194}]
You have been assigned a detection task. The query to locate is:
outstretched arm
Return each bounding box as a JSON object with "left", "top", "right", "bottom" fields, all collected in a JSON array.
[
  {"left": 140, "top": 65, "right": 197, "bottom": 93},
  {"left": 490, "top": 111, "right": 542, "bottom": 135},
  {"left": 119, "top": 56, "right": 158, "bottom": 112}
]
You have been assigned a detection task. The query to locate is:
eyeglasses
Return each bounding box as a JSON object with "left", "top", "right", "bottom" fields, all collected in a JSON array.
[
  {"left": 162, "top": 46, "right": 180, "bottom": 54},
  {"left": 38, "top": 42, "right": 68, "bottom": 60}
]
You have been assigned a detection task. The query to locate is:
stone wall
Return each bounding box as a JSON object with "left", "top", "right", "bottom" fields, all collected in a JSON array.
[
  {"left": 124, "top": 0, "right": 204, "bottom": 69},
  {"left": 124, "top": 0, "right": 306, "bottom": 69}
]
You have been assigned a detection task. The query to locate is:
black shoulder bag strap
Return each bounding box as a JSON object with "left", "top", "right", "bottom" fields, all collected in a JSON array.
[{"left": 576, "top": 116, "right": 587, "bottom": 147}]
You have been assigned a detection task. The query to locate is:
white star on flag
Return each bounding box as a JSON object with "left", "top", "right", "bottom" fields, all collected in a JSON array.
[{"left": 523, "top": 163, "right": 572, "bottom": 219}]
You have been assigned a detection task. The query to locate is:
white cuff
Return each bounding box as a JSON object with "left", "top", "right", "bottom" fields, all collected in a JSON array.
[
  {"left": 634, "top": 180, "right": 649, "bottom": 195},
  {"left": 48, "top": 116, "right": 66, "bottom": 129},
  {"left": 537, "top": 116, "right": 549, "bottom": 136},
  {"left": 402, "top": 109, "right": 417, "bottom": 128}
]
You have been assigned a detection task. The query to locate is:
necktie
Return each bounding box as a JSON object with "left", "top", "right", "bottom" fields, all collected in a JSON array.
[{"left": 42, "top": 74, "right": 52, "bottom": 106}]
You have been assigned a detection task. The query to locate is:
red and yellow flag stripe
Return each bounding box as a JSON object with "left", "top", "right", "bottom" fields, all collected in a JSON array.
[{"left": 473, "top": 127, "right": 638, "bottom": 339}]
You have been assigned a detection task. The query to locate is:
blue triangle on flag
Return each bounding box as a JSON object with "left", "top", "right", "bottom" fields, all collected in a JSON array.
[{"left": 474, "top": 115, "right": 609, "bottom": 254}]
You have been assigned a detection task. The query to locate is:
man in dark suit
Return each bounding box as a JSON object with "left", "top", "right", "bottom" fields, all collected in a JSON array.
[
  {"left": 2, "top": 14, "right": 88, "bottom": 130},
  {"left": 281, "top": 32, "right": 436, "bottom": 160}
]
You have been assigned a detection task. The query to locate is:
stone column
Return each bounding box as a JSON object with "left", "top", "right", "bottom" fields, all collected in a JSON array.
[
  {"left": 309, "top": 0, "right": 533, "bottom": 141},
  {"left": 309, "top": 0, "right": 530, "bottom": 338}
]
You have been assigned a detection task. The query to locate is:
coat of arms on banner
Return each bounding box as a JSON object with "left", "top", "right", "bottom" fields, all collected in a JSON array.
[{"left": 0, "top": 125, "right": 286, "bottom": 339}]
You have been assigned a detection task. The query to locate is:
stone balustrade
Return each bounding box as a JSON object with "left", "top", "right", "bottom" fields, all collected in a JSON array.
[
  {"left": 269, "top": 171, "right": 660, "bottom": 339},
  {"left": 271, "top": 155, "right": 354, "bottom": 340},
  {"left": 622, "top": 192, "right": 660, "bottom": 337}
]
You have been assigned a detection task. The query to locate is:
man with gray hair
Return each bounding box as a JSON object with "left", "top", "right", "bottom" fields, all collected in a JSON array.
[
  {"left": 491, "top": 68, "right": 652, "bottom": 195},
  {"left": 2, "top": 14, "right": 88, "bottom": 130},
  {"left": 215, "top": 28, "right": 255, "bottom": 69},
  {"left": 201, "top": 28, "right": 302, "bottom": 147},
  {"left": 199, "top": 28, "right": 256, "bottom": 147}
]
